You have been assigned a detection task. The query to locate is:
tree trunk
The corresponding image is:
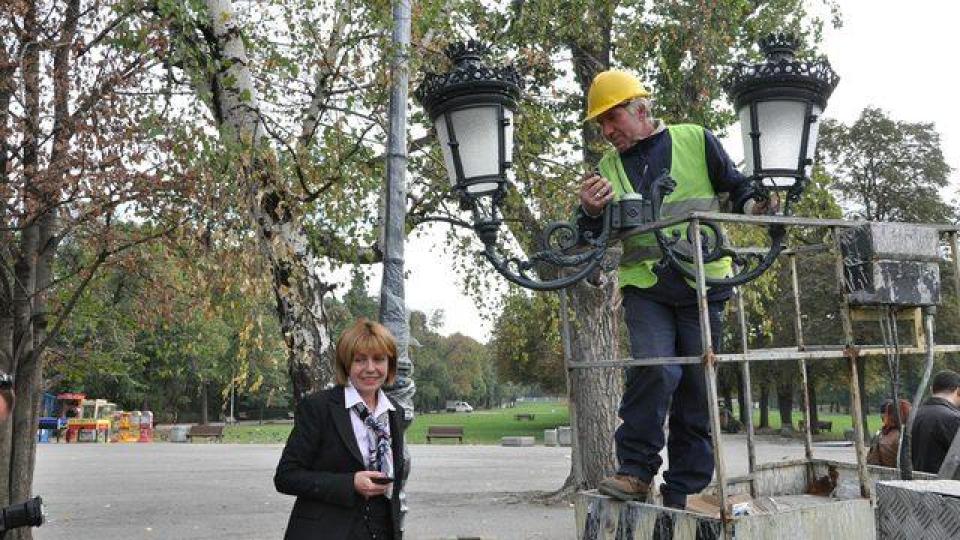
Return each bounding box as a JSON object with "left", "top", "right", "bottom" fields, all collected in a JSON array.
[
  {"left": 737, "top": 368, "right": 749, "bottom": 426},
  {"left": 564, "top": 278, "right": 622, "bottom": 490},
  {"left": 778, "top": 380, "right": 794, "bottom": 432},
  {"left": 200, "top": 382, "right": 209, "bottom": 425},
  {"left": 759, "top": 385, "right": 770, "bottom": 428},
  {"left": 557, "top": 14, "right": 620, "bottom": 493},
  {"left": 202, "top": 0, "right": 333, "bottom": 405}
]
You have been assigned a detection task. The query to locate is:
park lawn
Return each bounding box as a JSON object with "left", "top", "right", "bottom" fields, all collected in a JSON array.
[
  {"left": 222, "top": 403, "right": 881, "bottom": 444},
  {"left": 223, "top": 423, "right": 296, "bottom": 444},
  {"left": 741, "top": 410, "right": 883, "bottom": 438},
  {"left": 407, "top": 402, "right": 570, "bottom": 445},
  {"left": 222, "top": 401, "right": 571, "bottom": 445}
]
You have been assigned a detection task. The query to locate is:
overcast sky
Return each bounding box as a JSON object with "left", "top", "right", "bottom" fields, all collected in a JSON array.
[{"left": 372, "top": 0, "right": 960, "bottom": 343}]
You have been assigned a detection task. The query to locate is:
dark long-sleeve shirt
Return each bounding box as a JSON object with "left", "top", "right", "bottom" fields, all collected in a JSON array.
[{"left": 911, "top": 396, "right": 960, "bottom": 474}]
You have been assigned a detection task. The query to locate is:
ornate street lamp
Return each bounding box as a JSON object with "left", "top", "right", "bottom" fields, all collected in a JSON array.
[
  {"left": 726, "top": 33, "right": 840, "bottom": 216},
  {"left": 416, "top": 41, "right": 615, "bottom": 290},
  {"left": 416, "top": 37, "right": 838, "bottom": 291}
]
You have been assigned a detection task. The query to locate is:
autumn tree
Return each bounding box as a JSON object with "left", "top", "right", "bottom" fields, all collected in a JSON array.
[{"left": 1, "top": 1, "right": 192, "bottom": 526}]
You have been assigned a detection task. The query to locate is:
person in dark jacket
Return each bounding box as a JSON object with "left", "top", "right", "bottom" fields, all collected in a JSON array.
[
  {"left": 275, "top": 319, "right": 405, "bottom": 540},
  {"left": 911, "top": 370, "right": 960, "bottom": 474}
]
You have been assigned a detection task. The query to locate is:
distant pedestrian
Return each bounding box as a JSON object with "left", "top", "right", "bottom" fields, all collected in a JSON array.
[
  {"left": 867, "top": 398, "right": 910, "bottom": 468},
  {"left": 911, "top": 370, "right": 960, "bottom": 473}
]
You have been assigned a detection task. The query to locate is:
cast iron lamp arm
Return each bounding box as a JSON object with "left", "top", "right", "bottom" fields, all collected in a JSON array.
[
  {"left": 478, "top": 205, "right": 614, "bottom": 291},
  {"left": 648, "top": 172, "right": 789, "bottom": 288}
]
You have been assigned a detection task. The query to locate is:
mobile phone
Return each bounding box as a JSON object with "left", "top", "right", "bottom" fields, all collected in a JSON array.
[{"left": 371, "top": 476, "right": 394, "bottom": 485}]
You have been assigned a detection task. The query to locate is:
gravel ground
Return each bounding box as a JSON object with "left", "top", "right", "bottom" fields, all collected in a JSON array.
[{"left": 31, "top": 435, "right": 856, "bottom": 539}]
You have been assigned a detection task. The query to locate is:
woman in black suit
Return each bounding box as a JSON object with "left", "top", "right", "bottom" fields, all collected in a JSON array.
[{"left": 275, "top": 319, "right": 405, "bottom": 540}]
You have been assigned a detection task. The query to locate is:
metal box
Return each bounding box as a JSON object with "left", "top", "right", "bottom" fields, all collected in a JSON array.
[
  {"left": 838, "top": 223, "right": 941, "bottom": 306},
  {"left": 876, "top": 480, "right": 960, "bottom": 539}
]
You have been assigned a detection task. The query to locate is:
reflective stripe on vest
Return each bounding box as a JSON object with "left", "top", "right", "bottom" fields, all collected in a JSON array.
[{"left": 598, "top": 124, "right": 732, "bottom": 289}]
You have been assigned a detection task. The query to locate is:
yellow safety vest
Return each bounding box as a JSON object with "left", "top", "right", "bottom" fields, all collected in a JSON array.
[{"left": 598, "top": 124, "right": 733, "bottom": 289}]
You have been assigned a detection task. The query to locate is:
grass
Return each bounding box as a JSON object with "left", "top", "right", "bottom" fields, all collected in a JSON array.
[
  {"left": 221, "top": 401, "right": 571, "bottom": 445},
  {"left": 222, "top": 423, "right": 296, "bottom": 444},
  {"left": 407, "top": 401, "right": 570, "bottom": 444},
  {"left": 221, "top": 403, "right": 882, "bottom": 444},
  {"left": 745, "top": 411, "right": 883, "bottom": 440}
]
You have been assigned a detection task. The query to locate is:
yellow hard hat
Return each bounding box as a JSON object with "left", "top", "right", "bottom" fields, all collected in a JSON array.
[{"left": 585, "top": 70, "right": 651, "bottom": 121}]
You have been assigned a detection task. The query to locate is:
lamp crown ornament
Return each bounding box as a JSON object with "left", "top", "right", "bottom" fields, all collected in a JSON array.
[
  {"left": 415, "top": 40, "right": 523, "bottom": 120},
  {"left": 725, "top": 32, "right": 839, "bottom": 110}
]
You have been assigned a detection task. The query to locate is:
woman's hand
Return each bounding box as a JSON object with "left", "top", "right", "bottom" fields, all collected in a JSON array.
[{"left": 353, "top": 470, "right": 390, "bottom": 498}]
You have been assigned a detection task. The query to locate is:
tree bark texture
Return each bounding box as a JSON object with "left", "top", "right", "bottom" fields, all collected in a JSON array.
[
  {"left": 202, "top": 0, "right": 333, "bottom": 404},
  {"left": 566, "top": 277, "right": 622, "bottom": 489}
]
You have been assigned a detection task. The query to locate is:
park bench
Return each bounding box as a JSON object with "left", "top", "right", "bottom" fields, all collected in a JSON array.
[
  {"left": 797, "top": 420, "right": 833, "bottom": 432},
  {"left": 514, "top": 413, "right": 536, "bottom": 421},
  {"left": 426, "top": 426, "right": 464, "bottom": 443},
  {"left": 187, "top": 424, "right": 225, "bottom": 443}
]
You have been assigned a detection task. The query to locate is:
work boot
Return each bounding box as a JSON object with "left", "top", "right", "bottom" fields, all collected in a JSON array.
[{"left": 598, "top": 474, "right": 650, "bottom": 502}]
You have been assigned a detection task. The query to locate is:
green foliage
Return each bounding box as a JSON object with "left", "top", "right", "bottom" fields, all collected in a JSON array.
[
  {"left": 818, "top": 107, "right": 956, "bottom": 223},
  {"left": 48, "top": 225, "right": 288, "bottom": 421},
  {"left": 490, "top": 290, "right": 566, "bottom": 394}
]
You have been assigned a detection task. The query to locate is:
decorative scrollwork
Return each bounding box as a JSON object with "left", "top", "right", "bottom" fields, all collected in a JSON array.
[
  {"left": 725, "top": 32, "right": 839, "bottom": 110},
  {"left": 414, "top": 40, "right": 523, "bottom": 116},
  {"left": 478, "top": 208, "right": 613, "bottom": 291}
]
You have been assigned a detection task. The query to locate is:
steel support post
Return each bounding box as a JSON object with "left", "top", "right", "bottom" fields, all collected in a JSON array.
[
  {"left": 833, "top": 227, "right": 871, "bottom": 499},
  {"left": 691, "top": 219, "right": 730, "bottom": 534},
  {"left": 790, "top": 253, "right": 814, "bottom": 461},
  {"left": 735, "top": 288, "right": 757, "bottom": 497},
  {"left": 901, "top": 307, "right": 937, "bottom": 480}
]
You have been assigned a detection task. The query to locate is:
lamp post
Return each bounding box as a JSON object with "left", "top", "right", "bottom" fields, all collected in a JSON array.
[{"left": 416, "top": 36, "right": 838, "bottom": 291}]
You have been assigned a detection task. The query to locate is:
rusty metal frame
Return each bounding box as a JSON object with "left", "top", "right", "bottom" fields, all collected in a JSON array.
[{"left": 568, "top": 212, "right": 960, "bottom": 539}]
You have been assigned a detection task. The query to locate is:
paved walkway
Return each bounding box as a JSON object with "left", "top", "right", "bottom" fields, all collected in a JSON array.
[{"left": 32, "top": 435, "right": 856, "bottom": 539}]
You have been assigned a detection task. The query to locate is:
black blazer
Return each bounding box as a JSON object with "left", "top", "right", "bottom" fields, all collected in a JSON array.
[{"left": 274, "top": 386, "right": 405, "bottom": 540}]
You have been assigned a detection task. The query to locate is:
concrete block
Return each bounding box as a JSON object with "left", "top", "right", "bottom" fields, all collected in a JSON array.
[
  {"left": 544, "top": 429, "right": 558, "bottom": 447},
  {"left": 501, "top": 436, "right": 535, "bottom": 447}
]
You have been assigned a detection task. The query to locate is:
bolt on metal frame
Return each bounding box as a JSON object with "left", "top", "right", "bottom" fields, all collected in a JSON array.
[{"left": 567, "top": 211, "right": 960, "bottom": 534}]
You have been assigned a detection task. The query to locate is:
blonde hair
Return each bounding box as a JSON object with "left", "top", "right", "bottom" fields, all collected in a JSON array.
[{"left": 333, "top": 318, "right": 398, "bottom": 386}]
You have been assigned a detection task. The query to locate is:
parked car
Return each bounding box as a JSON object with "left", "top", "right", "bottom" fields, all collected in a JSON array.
[{"left": 446, "top": 401, "right": 473, "bottom": 413}]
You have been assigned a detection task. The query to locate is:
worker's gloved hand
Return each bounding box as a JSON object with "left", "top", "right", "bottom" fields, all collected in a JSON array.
[{"left": 579, "top": 171, "right": 613, "bottom": 217}]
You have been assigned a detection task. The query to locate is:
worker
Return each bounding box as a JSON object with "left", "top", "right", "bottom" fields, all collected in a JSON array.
[
  {"left": 578, "top": 70, "right": 771, "bottom": 509},
  {"left": 911, "top": 370, "right": 960, "bottom": 474}
]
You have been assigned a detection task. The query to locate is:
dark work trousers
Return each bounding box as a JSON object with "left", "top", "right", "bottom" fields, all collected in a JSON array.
[{"left": 617, "top": 284, "right": 724, "bottom": 509}]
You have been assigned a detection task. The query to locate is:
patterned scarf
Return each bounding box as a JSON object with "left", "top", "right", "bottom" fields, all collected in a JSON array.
[{"left": 352, "top": 402, "right": 394, "bottom": 482}]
